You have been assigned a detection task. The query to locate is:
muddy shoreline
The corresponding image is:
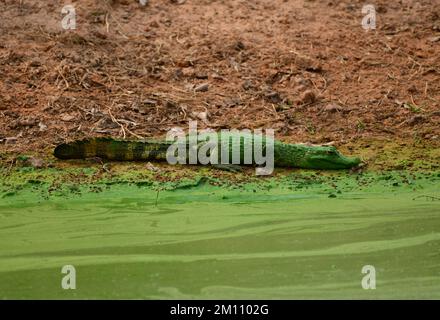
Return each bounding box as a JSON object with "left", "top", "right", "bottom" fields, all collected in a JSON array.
[{"left": 1, "top": 0, "right": 439, "bottom": 156}]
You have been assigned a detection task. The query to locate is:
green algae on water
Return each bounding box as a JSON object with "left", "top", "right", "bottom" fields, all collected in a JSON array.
[{"left": 0, "top": 169, "right": 439, "bottom": 299}]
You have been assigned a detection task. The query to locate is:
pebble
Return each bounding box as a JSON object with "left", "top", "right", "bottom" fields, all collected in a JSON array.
[
  {"left": 299, "top": 90, "right": 317, "bottom": 105},
  {"left": 194, "top": 83, "right": 209, "bottom": 92}
]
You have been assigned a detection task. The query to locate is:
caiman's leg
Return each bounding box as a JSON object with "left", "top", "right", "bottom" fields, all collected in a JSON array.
[{"left": 212, "top": 164, "right": 243, "bottom": 172}]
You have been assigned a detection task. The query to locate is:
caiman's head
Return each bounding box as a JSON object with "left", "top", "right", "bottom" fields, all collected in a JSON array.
[{"left": 301, "top": 145, "right": 361, "bottom": 170}]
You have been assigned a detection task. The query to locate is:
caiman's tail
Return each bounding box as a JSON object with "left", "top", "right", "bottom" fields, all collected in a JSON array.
[{"left": 54, "top": 138, "right": 172, "bottom": 161}]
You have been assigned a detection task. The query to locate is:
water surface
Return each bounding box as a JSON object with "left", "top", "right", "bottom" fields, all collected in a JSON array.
[{"left": 0, "top": 177, "right": 439, "bottom": 299}]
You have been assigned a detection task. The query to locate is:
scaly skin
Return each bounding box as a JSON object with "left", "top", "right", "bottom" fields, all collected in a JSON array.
[{"left": 54, "top": 134, "right": 361, "bottom": 170}]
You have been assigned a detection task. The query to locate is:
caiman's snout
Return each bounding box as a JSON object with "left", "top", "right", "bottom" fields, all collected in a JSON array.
[
  {"left": 335, "top": 154, "right": 361, "bottom": 169},
  {"left": 307, "top": 146, "right": 361, "bottom": 169}
]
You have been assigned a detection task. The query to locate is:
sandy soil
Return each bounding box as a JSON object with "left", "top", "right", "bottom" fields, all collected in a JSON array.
[{"left": 0, "top": 0, "right": 439, "bottom": 161}]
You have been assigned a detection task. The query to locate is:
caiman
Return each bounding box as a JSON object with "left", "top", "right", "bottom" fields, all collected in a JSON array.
[{"left": 54, "top": 133, "right": 361, "bottom": 170}]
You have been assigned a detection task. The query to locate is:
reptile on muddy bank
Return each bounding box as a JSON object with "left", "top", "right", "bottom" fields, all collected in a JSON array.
[{"left": 54, "top": 133, "right": 361, "bottom": 170}]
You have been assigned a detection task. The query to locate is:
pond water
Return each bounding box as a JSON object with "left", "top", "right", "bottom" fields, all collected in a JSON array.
[{"left": 0, "top": 176, "right": 439, "bottom": 299}]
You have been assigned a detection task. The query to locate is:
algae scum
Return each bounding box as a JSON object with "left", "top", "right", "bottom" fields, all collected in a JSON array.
[{"left": 0, "top": 169, "right": 439, "bottom": 299}]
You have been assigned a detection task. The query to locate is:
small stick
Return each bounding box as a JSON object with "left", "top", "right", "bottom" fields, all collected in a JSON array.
[
  {"left": 108, "top": 107, "right": 126, "bottom": 139},
  {"left": 413, "top": 195, "right": 440, "bottom": 201},
  {"left": 155, "top": 189, "right": 160, "bottom": 206}
]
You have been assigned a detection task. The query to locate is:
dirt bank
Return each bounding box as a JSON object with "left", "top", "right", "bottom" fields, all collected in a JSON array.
[{"left": 0, "top": 0, "right": 439, "bottom": 165}]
